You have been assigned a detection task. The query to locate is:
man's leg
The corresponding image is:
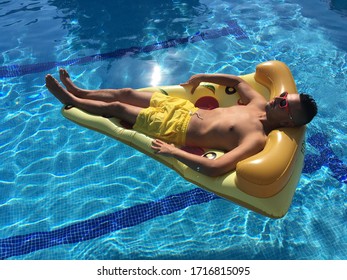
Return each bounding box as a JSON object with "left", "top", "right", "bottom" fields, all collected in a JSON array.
[
  {"left": 59, "top": 69, "right": 152, "bottom": 107},
  {"left": 46, "top": 75, "right": 142, "bottom": 124}
]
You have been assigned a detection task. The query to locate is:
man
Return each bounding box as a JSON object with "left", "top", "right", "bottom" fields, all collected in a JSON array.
[{"left": 45, "top": 69, "right": 317, "bottom": 177}]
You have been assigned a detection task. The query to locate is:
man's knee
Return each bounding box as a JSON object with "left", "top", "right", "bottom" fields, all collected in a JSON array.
[
  {"left": 119, "top": 88, "right": 136, "bottom": 96},
  {"left": 108, "top": 101, "right": 138, "bottom": 123},
  {"left": 108, "top": 100, "right": 123, "bottom": 112},
  {"left": 117, "top": 88, "right": 152, "bottom": 108}
]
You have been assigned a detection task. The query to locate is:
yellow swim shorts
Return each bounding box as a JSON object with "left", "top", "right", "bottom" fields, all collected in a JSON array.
[{"left": 133, "top": 92, "right": 199, "bottom": 146}]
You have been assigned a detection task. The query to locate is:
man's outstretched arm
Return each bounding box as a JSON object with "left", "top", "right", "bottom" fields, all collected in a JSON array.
[
  {"left": 151, "top": 137, "right": 264, "bottom": 177},
  {"left": 180, "top": 73, "right": 242, "bottom": 93}
]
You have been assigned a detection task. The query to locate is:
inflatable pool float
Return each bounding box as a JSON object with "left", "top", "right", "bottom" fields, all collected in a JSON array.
[{"left": 61, "top": 61, "right": 306, "bottom": 218}]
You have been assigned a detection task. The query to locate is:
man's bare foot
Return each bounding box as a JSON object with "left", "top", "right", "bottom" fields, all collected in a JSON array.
[
  {"left": 59, "top": 68, "right": 87, "bottom": 96},
  {"left": 45, "top": 74, "right": 76, "bottom": 105}
]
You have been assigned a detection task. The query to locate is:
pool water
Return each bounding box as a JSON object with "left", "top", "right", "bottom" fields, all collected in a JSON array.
[{"left": 0, "top": 0, "right": 346, "bottom": 260}]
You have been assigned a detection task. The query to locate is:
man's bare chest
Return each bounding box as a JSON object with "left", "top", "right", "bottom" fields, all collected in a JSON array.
[{"left": 187, "top": 108, "right": 264, "bottom": 150}]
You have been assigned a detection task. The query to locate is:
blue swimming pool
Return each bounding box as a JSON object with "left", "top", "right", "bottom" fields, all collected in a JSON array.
[{"left": 0, "top": 0, "right": 346, "bottom": 260}]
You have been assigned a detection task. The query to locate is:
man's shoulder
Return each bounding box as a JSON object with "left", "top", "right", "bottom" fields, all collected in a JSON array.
[{"left": 241, "top": 130, "right": 267, "bottom": 148}]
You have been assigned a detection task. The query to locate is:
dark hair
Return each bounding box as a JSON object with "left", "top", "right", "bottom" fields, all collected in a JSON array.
[{"left": 299, "top": 93, "right": 318, "bottom": 125}]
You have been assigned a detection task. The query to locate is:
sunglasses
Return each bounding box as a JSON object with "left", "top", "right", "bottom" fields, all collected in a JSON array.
[{"left": 277, "top": 92, "right": 293, "bottom": 120}]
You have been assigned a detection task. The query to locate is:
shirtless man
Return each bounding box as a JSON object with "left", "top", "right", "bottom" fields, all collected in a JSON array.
[{"left": 45, "top": 69, "right": 317, "bottom": 177}]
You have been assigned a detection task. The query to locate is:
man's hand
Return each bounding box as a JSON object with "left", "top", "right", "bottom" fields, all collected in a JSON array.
[
  {"left": 151, "top": 139, "right": 177, "bottom": 157},
  {"left": 180, "top": 74, "right": 203, "bottom": 94}
]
